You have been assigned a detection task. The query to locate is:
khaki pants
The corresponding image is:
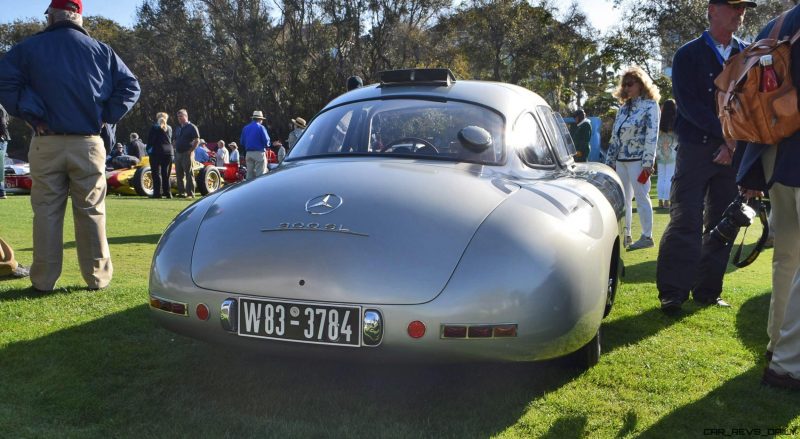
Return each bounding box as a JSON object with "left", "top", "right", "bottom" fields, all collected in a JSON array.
[
  {"left": 245, "top": 150, "right": 266, "bottom": 180},
  {"left": 763, "top": 145, "right": 800, "bottom": 378},
  {"left": 29, "top": 135, "right": 112, "bottom": 290}
]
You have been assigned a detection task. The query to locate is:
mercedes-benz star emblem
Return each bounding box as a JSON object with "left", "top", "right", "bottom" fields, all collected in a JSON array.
[{"left": 305, "top": 194, "right": 343, "bottom": 215}]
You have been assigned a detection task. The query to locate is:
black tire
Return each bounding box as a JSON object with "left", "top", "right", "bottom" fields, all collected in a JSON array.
[
  {"left": 565, "top": 328, "right": 601, "bottom": 371},
  {"left": 196, "top": 166, "right": 221, "bottom": 195},
  {"left": 604, "top": 239, "right": 622, "bottom": 318},
  {"left": 132, "top": 166, "right": 153, "bottom": 197}
]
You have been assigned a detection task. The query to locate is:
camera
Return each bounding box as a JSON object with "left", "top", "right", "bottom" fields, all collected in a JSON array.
[{"left": 709, "top": 194, "right": 757, "bottom": 244}]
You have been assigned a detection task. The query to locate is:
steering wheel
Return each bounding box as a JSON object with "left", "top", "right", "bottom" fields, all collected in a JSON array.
[{"left": 383, "top": 137, "right": 439, "bottom": 154}]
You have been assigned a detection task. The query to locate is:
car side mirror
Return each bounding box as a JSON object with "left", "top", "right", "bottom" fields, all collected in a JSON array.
[{"left": 458, "top": 126, "right": 492, "bottom": 153}]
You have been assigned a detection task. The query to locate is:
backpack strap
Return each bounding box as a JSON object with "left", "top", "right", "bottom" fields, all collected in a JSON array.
[{"left": 768, "top": 9, "right": 791, "bottom": 41}]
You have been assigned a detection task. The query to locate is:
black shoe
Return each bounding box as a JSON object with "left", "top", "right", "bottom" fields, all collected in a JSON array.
[
  {"left": 150, "top": 194, "right": 161, "bottom": 199},
  {"left": 695, "top": 297, "right": 731, "bottom": 308},
  {"left": 762, "top": 367, "right": 800, "bottom": 390},
  {"left": 660, "top": 298, "right": 683, "bottom": 314},
  {"left": 86, "top": 285, "right": 108, "bottom": 291},
  {"left": 164, "top": 194, "right": 173, "bottom": 199}
]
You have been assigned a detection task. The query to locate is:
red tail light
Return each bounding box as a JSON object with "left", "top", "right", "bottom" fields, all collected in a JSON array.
[
  {"left": 407, "top": 321, "right": 426, "bottom": 339},
  {"left": 493, "top": 325, "right": 517, "bottom": 337},
  {"left": 440, "top": 323, "right": 518, "bottom": 339},
  {"left": 196, "top": 303, "right": 210, "bottom": 321},
  {"left": 149, "top": 295, "right": 188, "bottom": 317},
  {"left": 468, "top": 325, "right": 493, "bottom": 338},
  {"left": 442, "top": 325, "right": 467, "bottom": 338}
]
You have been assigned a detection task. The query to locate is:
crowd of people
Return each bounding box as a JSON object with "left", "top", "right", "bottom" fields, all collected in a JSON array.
[
  {"left": 104, "top": 108, "right": 306, "bottom": 199},
  {"left": 0, "top": 0, "right": 798, "bottom": 391},
  {"left": 569, "top": 0, "right": 799, "bottom": 391}
]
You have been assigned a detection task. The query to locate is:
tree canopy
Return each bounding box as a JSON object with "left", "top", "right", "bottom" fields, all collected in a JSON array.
[{"left": 0, "top": 0, "right": 794, "bottom": 156}]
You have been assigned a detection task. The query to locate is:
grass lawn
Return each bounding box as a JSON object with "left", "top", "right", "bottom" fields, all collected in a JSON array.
[{"left": 1, "top": 191, "right": 798, "bottom": 438}]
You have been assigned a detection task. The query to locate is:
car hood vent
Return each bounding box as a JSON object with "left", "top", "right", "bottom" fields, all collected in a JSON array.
[{"left": 190, "top": 160, "right": 519, "bottom": 305}]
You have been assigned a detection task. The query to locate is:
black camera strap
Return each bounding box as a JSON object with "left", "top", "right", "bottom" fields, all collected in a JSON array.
[{"left": 732, "top": 199, "right": 770, "bottom": 268}]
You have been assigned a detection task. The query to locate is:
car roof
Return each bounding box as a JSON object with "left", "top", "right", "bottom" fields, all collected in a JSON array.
[{"left": 322, "top": 80, "right": 551, "bottom": 120}]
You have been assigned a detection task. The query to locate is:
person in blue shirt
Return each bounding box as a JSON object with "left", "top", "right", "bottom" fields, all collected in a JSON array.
[
  {"left": 655, "top": 0, "right": 755, "bottom": 313},
  {"left": 194, "top": 139, "right": 210, "bottom": 163},
  {"left": 738, "top": 1, "right": 800, "bottom": 391},
  {"left": 240, "top": 110, "right": 270, "bottom": 180},
  {"left": 0, "top": 0, "right": 140, "bottom": 292}
]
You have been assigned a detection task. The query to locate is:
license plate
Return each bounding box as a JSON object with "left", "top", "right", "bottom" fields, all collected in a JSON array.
[
  {"left": 238, "top": 297, "right": 362, "bottom": 347},
  {"left": 5, "top": 178, "right": 16, "bottom": 188}
]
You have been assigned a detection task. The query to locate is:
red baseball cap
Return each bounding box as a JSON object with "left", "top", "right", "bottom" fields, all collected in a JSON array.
[{"left": 46, "top": 0, "right": 82, "bottom": 14}]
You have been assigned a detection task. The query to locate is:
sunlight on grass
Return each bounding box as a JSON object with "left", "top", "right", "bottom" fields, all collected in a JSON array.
[{"left": 0, "top": 193, "right": 798, "bottom": 437}]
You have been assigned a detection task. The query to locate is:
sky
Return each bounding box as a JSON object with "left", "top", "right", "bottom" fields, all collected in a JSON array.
[{"left": 0, "top": 0, "right": 621, "bottom": 32}]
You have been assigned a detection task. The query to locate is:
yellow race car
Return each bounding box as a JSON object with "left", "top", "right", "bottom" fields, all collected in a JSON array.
[{"left": 106, "top": 156, "right": 236, "bottom": 197}]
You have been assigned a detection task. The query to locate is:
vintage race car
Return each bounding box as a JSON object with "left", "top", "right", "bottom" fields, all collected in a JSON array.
[
  {"left": 149, "top": 69, "right": 625, "bottom": 369},
  {"left": 107, "top": 156, "right": 243, "bottom": 197},
  {"left": 3, "top": 158, "right": 33, "bottom": 194}
]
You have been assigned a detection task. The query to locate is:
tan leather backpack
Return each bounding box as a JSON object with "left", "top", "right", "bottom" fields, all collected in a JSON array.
[{"left": 715, "top": 9, "right": 800, "bottom": 145}]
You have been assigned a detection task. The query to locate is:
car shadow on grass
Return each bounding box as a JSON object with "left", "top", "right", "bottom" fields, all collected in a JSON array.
[
  {"left": 0, "top": 303, "right": 589, "bottom": 437},
  {"left": 635, "top": 292, "right": 800, "bottom": 437}
]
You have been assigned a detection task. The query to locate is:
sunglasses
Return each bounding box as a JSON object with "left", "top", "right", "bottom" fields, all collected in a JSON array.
[{"left": 622, "top": 81, "right": 638, "bottom": 88}]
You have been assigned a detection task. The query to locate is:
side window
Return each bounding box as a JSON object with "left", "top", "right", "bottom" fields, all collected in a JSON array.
[
  {"left": 537, "top": 107, "right": 575, "bottom": 164},
  {"left": 514, "top": 113, "right": 555, "bottom": 167}
]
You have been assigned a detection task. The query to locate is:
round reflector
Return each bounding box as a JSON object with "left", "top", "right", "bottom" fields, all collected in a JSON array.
[
  {"left": 196, "top": 303, "right": 210, "bottom": 321},
  {"left": 407, "top": 320, "right": 426, "bottom": 339}
]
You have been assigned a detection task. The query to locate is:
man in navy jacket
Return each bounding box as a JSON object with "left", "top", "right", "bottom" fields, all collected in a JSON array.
[
  {"left": 0, "top": 0, "right": 140, "bottom": 292},
  {"left": 656, "top": 0, "right": 755, "bottom": 313},
  {"left": 738, "top": 1, "right": 800, "bottom": 391}
]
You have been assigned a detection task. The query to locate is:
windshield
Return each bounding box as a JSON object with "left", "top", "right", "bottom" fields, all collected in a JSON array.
[{"left": 286, "top": 99, "right": 506, "bottom": 165}]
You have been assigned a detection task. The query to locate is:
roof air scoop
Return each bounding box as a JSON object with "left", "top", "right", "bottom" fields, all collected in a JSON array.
[{"left": 379, "top": 68, "right": 456, "bottom": 87}]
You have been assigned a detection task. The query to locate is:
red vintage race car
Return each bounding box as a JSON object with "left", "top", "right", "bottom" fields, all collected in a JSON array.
[
  {"left": 3, "top": 158, "right": 33, "bottom": 194},
  {"left": 106, "top": 156, "right": 245, "bottom": 197}
]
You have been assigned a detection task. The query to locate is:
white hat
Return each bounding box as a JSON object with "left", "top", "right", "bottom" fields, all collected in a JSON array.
[
  {"left": 251, "top": 110, "right": 265, "bottom": 120},
  {"left": 291, "top": 117, "right": 307, "bottom": 128}
]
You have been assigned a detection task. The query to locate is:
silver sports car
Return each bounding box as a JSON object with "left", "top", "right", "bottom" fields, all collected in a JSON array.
[{"left": 149, "top": 69, "right": 625, "bottom": 369}]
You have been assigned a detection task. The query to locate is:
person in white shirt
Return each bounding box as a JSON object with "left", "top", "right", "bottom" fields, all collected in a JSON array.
[
  {"left": 227, "top": 142, "right": 240, "bottom": 163},
  {"left": 215, "top": 140, "right": 229, "bottom": 166}
]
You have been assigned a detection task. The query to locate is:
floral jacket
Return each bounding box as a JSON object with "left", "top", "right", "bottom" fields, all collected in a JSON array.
[{"left": 605, "top": 97, "right": 660, "bottom": 169}]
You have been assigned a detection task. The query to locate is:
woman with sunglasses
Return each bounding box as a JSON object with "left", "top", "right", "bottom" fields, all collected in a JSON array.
[{"left": 606, "top": 66, "right": 661, "bottom": 250}]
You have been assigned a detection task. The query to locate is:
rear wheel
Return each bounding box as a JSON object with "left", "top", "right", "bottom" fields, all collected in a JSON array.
[
  {"left": 565, "top": 328, "right": 601, "bottom": 371},
  {"left": 604, "top": 239, "right": 622, "bottom": 317},
  {"left": 132, "top": 166, "right": 153, "bottom": 197},
  {"left": 196, "top": 166, "right": 221, "bottom": 195}
]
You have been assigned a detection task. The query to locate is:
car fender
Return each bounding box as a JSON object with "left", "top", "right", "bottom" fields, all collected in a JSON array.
[{"left": 428, "top": 185, "right": 616, "bottom": 359}]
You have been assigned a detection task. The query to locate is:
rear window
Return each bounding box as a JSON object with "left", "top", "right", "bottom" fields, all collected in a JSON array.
[{"left": 286, "top": 99, "right": 506, "bottom": 165}]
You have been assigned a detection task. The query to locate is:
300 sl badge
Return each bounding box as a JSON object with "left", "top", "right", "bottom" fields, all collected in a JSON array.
[{"left": 260, "top": 222, "right": 368, "bottom": 237}]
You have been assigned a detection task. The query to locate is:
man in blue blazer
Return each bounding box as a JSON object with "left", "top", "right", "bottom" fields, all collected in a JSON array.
[{"left": 656, "top": 0, "right": 756, "bottom": 313}]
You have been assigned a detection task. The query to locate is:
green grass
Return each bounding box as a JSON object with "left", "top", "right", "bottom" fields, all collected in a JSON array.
[{"left": 0, "top": 192, "right": 798, "bottom": 438}]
